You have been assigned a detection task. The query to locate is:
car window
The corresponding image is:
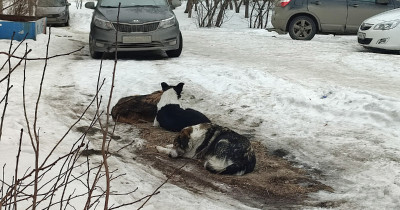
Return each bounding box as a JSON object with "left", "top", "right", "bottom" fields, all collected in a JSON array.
[
  {"left": 37, "top": 0, "right": 66, "bottom": 7},
  {"left": 100, "top": 0, "right": 168, "bottom": 7},
  {"left": 353, "top": 0, "right": 389, "bottom": 2},
  {"left": 354, "top": 0, "right": 375, "bottom": 2}
]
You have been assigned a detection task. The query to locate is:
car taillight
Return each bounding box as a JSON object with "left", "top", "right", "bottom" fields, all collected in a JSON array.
[{"left": 280, "top": 0, "right": 292, "bottom": 7}]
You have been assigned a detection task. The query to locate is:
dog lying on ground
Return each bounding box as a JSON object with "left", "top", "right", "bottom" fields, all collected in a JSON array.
[
  {"left": 156, "top": 123, "right": 256, "bottom": 175},
  {"left": 111, "top": 90, "right": 162, "bottom": 123},
  {"left": 153, "top": 82, "right": 211, "bottom": 132}
]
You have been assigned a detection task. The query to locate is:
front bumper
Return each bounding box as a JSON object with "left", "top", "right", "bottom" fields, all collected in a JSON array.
[
  {"left": 90, "top": 25, "right": 181, "bottom": 53},
  {"left": 45, "top": 14, "right": 68, "bottom": 25},
  {"left": 358, "top": 28, "right": 400, "bottom": 51}
]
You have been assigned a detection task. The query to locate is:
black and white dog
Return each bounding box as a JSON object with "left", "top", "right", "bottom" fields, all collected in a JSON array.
[
  {"left": 153, "top": 82, "right": 211, "bottom": 132},
  {"left": 156, "top": 123, "right": 256, "bottom": 175}
]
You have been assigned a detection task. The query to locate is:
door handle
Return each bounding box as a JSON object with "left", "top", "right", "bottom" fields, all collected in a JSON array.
[
  {"left": 311, "top": 1, "right": 321, "bottom": 5},
  {"left": 351, "top": 4, "right": 359, "bottom": 7}
]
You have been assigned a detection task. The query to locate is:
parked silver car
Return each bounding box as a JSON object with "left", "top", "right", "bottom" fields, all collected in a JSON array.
[
  {"left": 36, "top": 0, "right": 71, "bottom": 26},
  {"left": 85, "top": 0, "right": 182, "bottom": 58},
  {"left": 268, "top": 0, "right": 400, "bottom": 40}
]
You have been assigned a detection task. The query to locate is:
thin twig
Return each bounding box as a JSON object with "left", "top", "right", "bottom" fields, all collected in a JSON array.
[
  {"left": 13, "top": 129, "right": 23, "bottom": 210},
  {"left": 31, "top": 26, "right": 54, "bottom": 210},
  {"left": 101, "top": 3, "right": 121, "bottom": 209},
  {"left": 0, "top": 46, "right": 84, "bottom": 61},
  {"left": 0, "top": 33, "right": 15, "bottom": 142},
  {"left": 138, "top": 162, "right": 189, "bottom": 209}
]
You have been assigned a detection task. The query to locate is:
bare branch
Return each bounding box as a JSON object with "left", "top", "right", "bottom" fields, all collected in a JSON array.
[{"left": 0, "top": 46, "right": 84, "bottom": 61}]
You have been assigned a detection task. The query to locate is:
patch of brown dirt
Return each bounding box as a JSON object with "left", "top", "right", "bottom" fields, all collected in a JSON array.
[{"left": 132, "top": 121, "right": 333, "bottom": 209}]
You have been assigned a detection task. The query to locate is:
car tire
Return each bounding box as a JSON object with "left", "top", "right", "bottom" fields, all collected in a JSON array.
[
  {"left": 166, "top": 33, "right": 182, "bottom": 58},
  {"left": 89, "top": 36, "right": 103, "bottom": 59},
  {"left": 288, "top": 16, "right": 317, "bottom": 40}
]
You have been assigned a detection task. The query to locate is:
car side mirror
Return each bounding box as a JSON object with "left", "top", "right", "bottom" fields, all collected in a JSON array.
[
  {"left": 376, "top": 0, "right": 389, "bottom": 4},
  {"left": 170, "top": 0, "right": 182, "bottom": 9},
  {"left": 85, "top": 2, "right": 95, "bottom": 9}
]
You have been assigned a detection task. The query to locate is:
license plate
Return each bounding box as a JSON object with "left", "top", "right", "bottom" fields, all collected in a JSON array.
[
  {"left": 122, "top": 36, "right": 151, "bottom": 43},
  {"left": 358, "top": 32, "right": 366, "bottom": 39}
]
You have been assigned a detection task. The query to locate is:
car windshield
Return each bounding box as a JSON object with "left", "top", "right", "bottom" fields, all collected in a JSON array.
[
  {"left": 37, "top": 0, "right": 66, "bottom": 7},
  {"left": 100, "top": 0, "right": 168, "bottom": 8}
]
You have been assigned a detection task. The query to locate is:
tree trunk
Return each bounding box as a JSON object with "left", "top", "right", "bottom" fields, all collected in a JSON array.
[
  {"left": 215, "top": 0, "right": 229, "bottom": 27},
  {"left": 185, "top": 0, "right": 193, "bottom": 13},
  {"left": 0, "top": 0, "right": 3, "bottom": 14},
  {"left": 28, "top": 0, "right": 34, "bottom": 16},
  {"left": 245, "top": 0, "right": 249, "bottom": 18},
  {"left": 234, "top": 0, "right": 239, "bottom": 13},
  {"left": 264, "top": 0, "right": 272, "bottom": 28}
]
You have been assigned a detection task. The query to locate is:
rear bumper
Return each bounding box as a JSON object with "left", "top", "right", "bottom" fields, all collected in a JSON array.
[
  {"left": 270, "top": 6, "right": 290, "bottom": 34},
  {"left": 266, "top": 27, "right": 287, "bottom": 34}
]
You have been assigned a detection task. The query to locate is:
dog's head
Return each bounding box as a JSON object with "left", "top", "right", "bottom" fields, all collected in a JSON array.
[
  {"left": 161, "top": 82, "right": 184, "bottom": 99},
  {"left": 172, "top": 123, "right": 213, "bottom": 158},
  {"left": 172, "top": 126, "right": 193, "bottom": 157}
]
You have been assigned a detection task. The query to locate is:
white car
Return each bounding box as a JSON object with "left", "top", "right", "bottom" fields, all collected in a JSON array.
[{"left": 358, "top": 8, "right": 400, "bottom": 51}]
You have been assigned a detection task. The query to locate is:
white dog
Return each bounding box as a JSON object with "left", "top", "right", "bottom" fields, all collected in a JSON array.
[{"left": 153, "top": 82, "right": 210, "bottom": 132}]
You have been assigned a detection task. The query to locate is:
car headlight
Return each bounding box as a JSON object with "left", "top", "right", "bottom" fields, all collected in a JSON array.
[
  {"left": 60, "top": 10, "right": 67, "bottom": 17},
  {"left": 158, "top": 16, "right": 176, "bottom": 29},
  {"left": 373, "top": 20, "right": 400, "bottom": 30},
  {"left": 93, "top": 16, "right": 114, "bottom": 30}
]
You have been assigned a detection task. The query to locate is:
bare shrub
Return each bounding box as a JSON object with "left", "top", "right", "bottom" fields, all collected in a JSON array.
[
  {"left": 0, "top": 0, "right": 35, "bottom": 15},
  {"left": 9, "top": 0, "right": 29, "bottom": 15},
  {"left": 75, "top": 0, "right": 82, "bottom": 9},
  {"left": 195, "top": 0, "right": 229, "bottom": 27},
  {"left": 249, "top": 0, "right": 275, "bottom": 29},
  {"left": 0, "top": 5, "right": 163, "bottom": 209}
]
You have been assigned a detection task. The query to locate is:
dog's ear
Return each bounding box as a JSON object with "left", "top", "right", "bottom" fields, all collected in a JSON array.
[
  {"left": 175, "top": 126, "right": 192, "bottom": 150},
  {"left": 161, "top": 82, "right": 169, "bottom": 91},
  {"left": 174, "top": 83, "right": 184, "bottom": 98}
]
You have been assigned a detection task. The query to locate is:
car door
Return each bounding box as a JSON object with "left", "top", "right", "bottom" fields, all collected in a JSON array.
[
  {"left": 308, "top": 0, "right": 348, "bottom": 33},
  {"left": 346, "top": 0, "right": 395, "bottom": 33}
]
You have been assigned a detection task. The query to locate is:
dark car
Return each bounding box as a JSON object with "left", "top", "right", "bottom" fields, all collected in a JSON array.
[
  {"left": 36, "top": 0, "right": 71, "bottom": 26},
  {"left": 268, "top": 0, "right": 400, "bottom": 40},
  {"left": 85, "top": 0, "right": 182, "bottom": 58}
]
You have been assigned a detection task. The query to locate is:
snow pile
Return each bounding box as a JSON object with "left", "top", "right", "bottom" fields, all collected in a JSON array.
[{"left": 1, "top": 1, "right": 400, "bottom": 209}]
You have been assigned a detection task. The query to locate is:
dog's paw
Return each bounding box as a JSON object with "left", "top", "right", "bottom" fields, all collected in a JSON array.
[
  {"left": 153, "top": 119, "right": 160, "bottom": 127},
  {"left": 168, "top": 149, "right": 178, "bottom": 158},
  {"left": 166, "top": 144, "right": 173, "bottom": 148},
  {"left": 156, "top": 146, "right": 165, "bottom": 153}
]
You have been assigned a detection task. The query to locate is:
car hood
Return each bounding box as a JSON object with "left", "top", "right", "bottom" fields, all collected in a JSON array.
[
  {"left": 96, "top": 6, "right": 173, "bottom": 23},
  {"left": 36, "top": 7, "right": 65, "bottom": 15},
  {"left": 364, "top": 8, "right": 400, "bottom": 24}
]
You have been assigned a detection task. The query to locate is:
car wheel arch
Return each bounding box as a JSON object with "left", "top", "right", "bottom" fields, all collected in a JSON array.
[{"left": 286, "top": 13, "right": 320, "bottom": 33}]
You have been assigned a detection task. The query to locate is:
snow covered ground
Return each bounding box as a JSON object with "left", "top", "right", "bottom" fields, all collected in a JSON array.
[{"left": 1, "top": 1, "right": 400, "bottom": 209}]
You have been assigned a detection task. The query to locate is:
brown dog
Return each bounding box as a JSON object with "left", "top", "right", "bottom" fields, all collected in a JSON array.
[{"left": 111, "top": 90, "right": 162, "bottom": 124}]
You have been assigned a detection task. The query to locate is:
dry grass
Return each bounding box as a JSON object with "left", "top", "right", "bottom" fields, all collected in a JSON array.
[
  {"left": 110, "top": 92, "right": 334, "bottom": 208},
  {"left": 134, "top": 121, "right": 333, "bottom": 208}
]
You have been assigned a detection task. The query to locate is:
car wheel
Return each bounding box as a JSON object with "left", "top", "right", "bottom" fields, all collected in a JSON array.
[
  {"left": 166, "top": 33, "right": 182, "bottom": 58},
  {"left": 288, "top": 16, "right": 317, "bottom": 40},
  {"left": 89, "top": 36, "right": 103, "bottom": 59}
]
